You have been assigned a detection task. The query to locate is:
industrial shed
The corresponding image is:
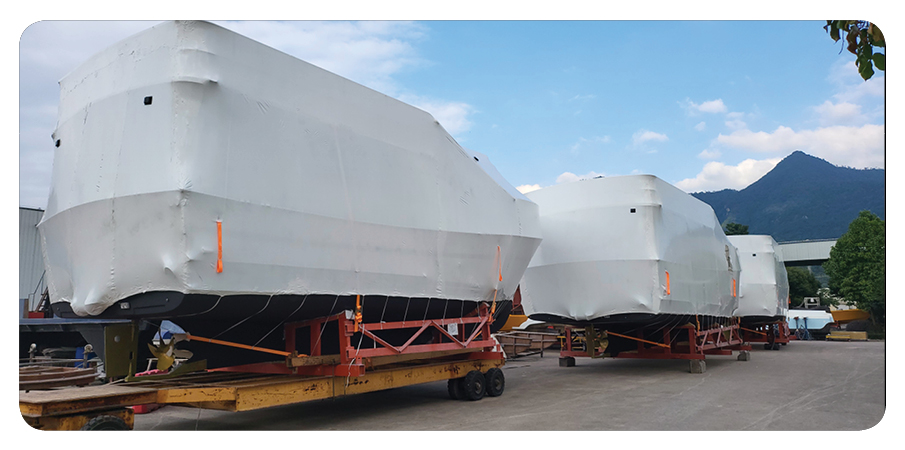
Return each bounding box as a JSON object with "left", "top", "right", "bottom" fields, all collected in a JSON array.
[{"left": 20, "top": 207, "right": 46, "bottom": 315}]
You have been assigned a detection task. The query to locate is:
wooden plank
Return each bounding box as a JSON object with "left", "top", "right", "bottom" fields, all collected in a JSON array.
[
  {"left": 20, "top": 372, "right": 98, "bottom": 390},
  {"left": 20, "top": 384, "right": 158, "bottom": 417},
  {"left": 287, "top": 354, "right": 341, "bottom": 367},
  {"left": 20, "top": 367, "right": 96, "bottom": 382},
  {"left": 157, "top": 386, "right": 238, "bottom": 404},
  {"left": 231, "top": 377, "right": 336, "bottom": 411}
]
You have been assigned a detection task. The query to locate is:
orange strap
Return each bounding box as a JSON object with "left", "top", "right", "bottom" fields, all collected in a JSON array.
[
  {"left": 354, "top": 295, "right": 362, "bottom": 332},
  {"left": 497, "top": 245, "right": 502, "bottom": 281},
  {"left": 490, "top": 246, "right": 502, "bottom": 319},
  {"left": 216, "top": 220, "right": 223, "bottom": 273},
  {"left": 187, "top": 334, "right": 290, "bottom": 357},
  {"left": 665, "top": 271, "right": 670, "bottom": 295},
  {"left": 740, "top": 327, "right": 767, "bottom": 336},
  {"left": 605, "top": 330, "right": 671, "bottom": 349}
]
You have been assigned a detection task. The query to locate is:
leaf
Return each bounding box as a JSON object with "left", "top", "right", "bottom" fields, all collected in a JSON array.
[
  {"left": 858, "top": 59, "right": 875, "bottom": 80},
  {"left": 825, "top": 21, "right": 840, "bottom": 41},
  {"left": 861, "top": 31, "right": 873, "bottom": 58},
  {"left": 846, "top": 28, "right": 860, "bottom": 54},
  {"left": 868, "top": 23, "right": 885, "bottom": 47},
  {"left": 872, "top": 53, "right": 885, "bottom": 71}
]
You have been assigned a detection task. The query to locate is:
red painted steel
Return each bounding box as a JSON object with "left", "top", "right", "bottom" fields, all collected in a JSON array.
[
  {"left": 212, "top": 303, "right": 503, "bottom": 376},
  {"left": 740, "top": 321, "right": 792, "bottom": 345},
  {"left": 561, "top": 321, "right": 752, "bottom": 361}
]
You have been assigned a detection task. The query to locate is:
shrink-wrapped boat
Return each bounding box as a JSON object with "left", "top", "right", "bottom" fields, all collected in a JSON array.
[
  {"left": 519, "top": 175, "right": 740, "bottom": 328},
  {"left": 38, "top": 21, "right": 542, "bottom": 363},
  {"left": 727, "top": 235, "right": 790, "bottom": 326}
]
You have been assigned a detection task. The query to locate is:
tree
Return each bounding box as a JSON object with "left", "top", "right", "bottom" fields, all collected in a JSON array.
[
  {"left": 787, "top": 267, "right": 821, "bottom": 308},
  {"left": 825, "top": 21, "right": 885, "bottom": 81},
  {"left": 822, "top": 211, "right": 885, "bottom": 324},
  {"left": 724, "top": 222, "right": 748, "bottom": 235}
]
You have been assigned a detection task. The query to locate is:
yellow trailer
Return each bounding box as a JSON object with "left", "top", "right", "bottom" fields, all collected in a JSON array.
[
  {"left": 21, "top": 305, "right": 506, "bottom": 430},
  {"left": 21, "top": 356, "right": 504, "bottom": 430}
]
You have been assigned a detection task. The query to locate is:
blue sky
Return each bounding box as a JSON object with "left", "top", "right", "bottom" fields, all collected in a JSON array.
[{"left": 16, "top": 18, "right": 887, "bottom": 208}]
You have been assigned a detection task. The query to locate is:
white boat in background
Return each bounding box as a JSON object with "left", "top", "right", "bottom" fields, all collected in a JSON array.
[
  {"left": 729, "top": 235, "right": 790, "bottom": 327},
  {"left": 787, "top": 309, "right": 835, "bottom": 336},
  {"left": 38, "top": 21, "right": 542, "bottom": 365},
  {"left": 519, "top": 175, "right": 740, "bottom": 328}
]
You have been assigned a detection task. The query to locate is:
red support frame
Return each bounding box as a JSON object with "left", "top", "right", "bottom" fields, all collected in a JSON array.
[
  {"left": 213, "top": 303, "right": 502, "bottom": 376},
  {"left": 561, "top": 322, "right": 752, "bottom": 361},
  {"left": 740, "top": 321, "right": 791, "bottom": 345}
]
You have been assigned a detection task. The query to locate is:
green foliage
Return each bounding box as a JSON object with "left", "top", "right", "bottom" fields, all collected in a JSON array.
[
  {"left": 787, "top": 267, "right": 821, "bottom": 308},
  {"left": 823, "top": 211, "right": 885, "bottom": 324},
  {"left": 825, "top": 21, "right": 885, "bottom": 81},
  {"left": 724, "top": 222, "right": 748, "bottom": 235}
]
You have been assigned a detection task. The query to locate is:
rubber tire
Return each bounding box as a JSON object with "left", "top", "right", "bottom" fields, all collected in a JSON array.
[
  {"left": 484, "top": 368, "right": 505, "bottom": 397},
  {"left": 81, "top": 415, "right": 130, "bottom": 431},
  {"left": 447, "top": 377, "right": 465, "bottom": 400},
  {"left": 462, "top": 370, "right": 486, "bottom": 401}
]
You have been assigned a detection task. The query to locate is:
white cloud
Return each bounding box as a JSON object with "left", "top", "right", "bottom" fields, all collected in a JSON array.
[
  {"left": 570, "top": 136, "right": 611, "bottom": 153},
  {"left": 516, "top": 184, "right": 542, "bottom": 194},
  {"left": 399, "top": 94, "right": 475, "bottom": 135},
  {"left": 828, "top": 57, "right": 885, "bottom": 104},
  {"left": 724, "top": 112, "right": 746, "bottom": 130},
  {"left": 569, "top": 94, "right": 596, "bottom": 102},
  {"left": 216, "top": 21, "right": 427, "bottom": 95},
  {"left": 812, "top": 100, "right": 865, "bottom": 127},
  {"left": 676, "top": 158, "right": 782, "bottom": 192},
  {"left": 698, "top": 99, "right": 728, "bottom": 113},
  {"left": 517, "top": 168, "right": 607, "bottom": 193},
  {"left": 714, "top": 124, "right": 884, "bottom": 169},
  {"left": 725, "top": 119, "right": 747, "bottom": 130},
  {"left": 632, "top": 129, "right": 668, "bottom": 146},
  {"left": 697, "top": 149, "right": 721, "bottom": 160},
  {"left": 682, "top": 98, "right": 728, "bottom": 115},
  {"left": 694, "top": 121, "right": 707, "bottom": 131},
  {"left": 556, "top": 171, "right": 606, "bottom": 184}
]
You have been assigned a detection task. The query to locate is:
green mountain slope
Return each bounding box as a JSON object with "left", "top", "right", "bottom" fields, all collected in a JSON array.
[{"left": 691, "top": 151, "right": 885, "bottom": 242}]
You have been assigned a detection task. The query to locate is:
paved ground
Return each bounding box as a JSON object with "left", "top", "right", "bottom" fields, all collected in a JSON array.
[{"left": 133, "top": 340, "right": 887, "bottom": 431}]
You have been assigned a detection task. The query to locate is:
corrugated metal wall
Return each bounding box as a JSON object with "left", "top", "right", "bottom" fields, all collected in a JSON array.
[
  {"left": 778, "top": 239, "right": 836, "bottom": 264},
  {"left": 19, "top": 207, "right": 46, "bottom": 310}
]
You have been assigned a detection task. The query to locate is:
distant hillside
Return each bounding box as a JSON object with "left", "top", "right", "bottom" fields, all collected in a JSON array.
[{"left": 692, "top": 151, "right": 885, "bottom": 242}]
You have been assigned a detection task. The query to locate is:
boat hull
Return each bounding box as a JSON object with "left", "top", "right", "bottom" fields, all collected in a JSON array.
[
  {"left": 520, "top": 175, "right": 740, "bottom": 326},
  {"left": 729, "top": 235, "right": 790, "bottom": 323},
  {"left": 39, "top": 21, "right": 542, "bottom": 327}
]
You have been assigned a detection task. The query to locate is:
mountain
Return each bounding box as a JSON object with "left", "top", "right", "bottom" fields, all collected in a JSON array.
[{"left": 691, "top": 151, "right": 885, "bottom": 242}]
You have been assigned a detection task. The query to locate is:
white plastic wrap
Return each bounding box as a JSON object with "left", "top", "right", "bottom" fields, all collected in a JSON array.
[
  {"left": 519, "top": 175, "right": 739, "bottom": 324},
  {"left": 39, "top": 21, "right": 542, "bottom": 317},
  {"left": 728, "top": 235, "right": 790, "bottom": 320}
]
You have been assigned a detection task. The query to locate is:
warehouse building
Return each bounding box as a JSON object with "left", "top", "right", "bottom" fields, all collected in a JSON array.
[{"left": 20, "top": 207, "right": 46, "bottom": 317}]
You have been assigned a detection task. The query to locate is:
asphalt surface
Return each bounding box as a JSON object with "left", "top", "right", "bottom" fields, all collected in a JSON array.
[{"left": 133, "top": 340, "right": 886, "bottom": 431}]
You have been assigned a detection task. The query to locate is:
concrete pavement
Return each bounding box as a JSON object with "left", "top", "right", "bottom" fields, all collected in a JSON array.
[{"left": 133, "top": 340, "right": 886, "bottom": 431}]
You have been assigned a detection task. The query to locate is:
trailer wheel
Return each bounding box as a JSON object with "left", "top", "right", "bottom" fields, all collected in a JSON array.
[
  {"left": 484, "top": 368, "right": 505, "bottom": 397},
  {"left": 462, "top": 370, "right": 486, "bottom": 401},
  {"left": 447, "top": 377, "right": 465, "bottom": 400},
  {"left": 81, "top": 415, "right": 130, "bottom": 431}
]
